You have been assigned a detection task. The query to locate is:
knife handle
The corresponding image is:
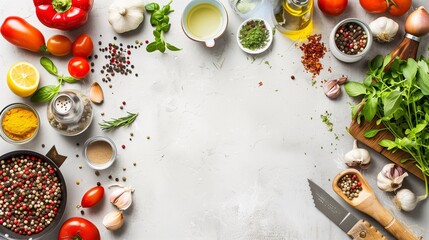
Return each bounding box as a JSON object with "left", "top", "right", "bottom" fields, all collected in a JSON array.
[
  {"left": 348, "top": 219, "right": 387, "bottom": 240},
  {"left": 384, "top": 217, "right": 422, "bottom": 240}
]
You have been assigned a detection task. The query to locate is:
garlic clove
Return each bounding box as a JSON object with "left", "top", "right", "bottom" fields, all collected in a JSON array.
[
  {"left": 89, "top": 82, "right": 104, "bottom": 104},
  {"left": 103, "top": 210, "right": 124, "bottom": 231},
  {"left": 109, "top": 185, "right": 135, "bottom": 211},
  {"left": 377, "top": 163, "right": 408, "bottom": 192},
  {"left": 324, "top": 80, "right": 341, "bottom": 99}
]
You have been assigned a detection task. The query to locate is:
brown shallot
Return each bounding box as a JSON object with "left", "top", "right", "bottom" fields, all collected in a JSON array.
[{"left": 405, "top": 6, "right": 429, "bottom": 37}]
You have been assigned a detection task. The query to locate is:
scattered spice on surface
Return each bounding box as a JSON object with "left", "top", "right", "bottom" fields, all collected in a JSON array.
[
  {"left": 1, "top": 107, "right": 38, "bottom": 141},
  {"left": 42, "top": 143, "right": 45, "bottom": 148},
  {"left": 338, "top": 174, "right": 362, "bottom": 200},
  {"left": 299, "top": 34, "right": 327, "bottom": 77},
  {"left": 79, "top": 165, "right": 82, "bottom": 169},
  {"left": 320, "top": 111, "right": 334, "bottom": 132},
  {"left": 76, "top": 180, "right": 80, "bottom": 185},
  {"left": 97, "top": 182, "right": 101, "bottom": 186},
  {"left": 335, "top": 22, "right": 368, "bottom": 55},
  {"left": 264, "top": 60, "right": 272, "bottom": 68},
  {"left": 239, "top": 19, "right": 269, "bottom": 50},
  {"left": 122, "top": 144, "right": 126, "bottom": 149},
  {"left": 115, "top": 178, "right": 119, "bottom": 182},
  {"left": 133, "top": 162, "right": 137, "bottom": 166},
  {"left": 80, "top": 210, "right": 85, "bottom": 215},
  {"left": 122, "top": 177, "right": 127, "bottom": 182},
  {"left": 258, "top": 81, "right": 263, "bottom": 87},
  {"left": 123, "top": 168, "right": 127, "bottom": 171},
  {"left": 76, "top": 154, "right": 79, "bottom": 158},
  {"left": 120, "top": 106, "right": 124, "bottom": 110},
  {"left": 95, "top": 170, "right": 100, "bottom": 176},
  {"left": 291, "top": 75, "right": 295, "bottom": 80}
]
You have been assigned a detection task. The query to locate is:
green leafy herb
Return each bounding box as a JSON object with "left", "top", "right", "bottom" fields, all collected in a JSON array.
[
  {"left": 346, "top": 53, "right": 429, "bottom": 196},
  {"left": 145, "top": 0, "right": 181, "bottom": 53},
  {"left": 99, "top": 112, "right": 139, "bottom": 130},
  {"left": 31, "top": 84, "right": 61, "bottom": 103},
  {"left": 33, "top": 57, "right": 78, "bottom": 103}
]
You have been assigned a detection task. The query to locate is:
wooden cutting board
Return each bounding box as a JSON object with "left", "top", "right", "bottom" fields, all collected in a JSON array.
[{"left": 349, "top": 119, "right": 424, "bottom": 181}]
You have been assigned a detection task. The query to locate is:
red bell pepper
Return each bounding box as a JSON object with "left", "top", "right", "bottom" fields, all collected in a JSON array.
[{"left": 33, "top": 0, "right": 93, "bottom": 30}]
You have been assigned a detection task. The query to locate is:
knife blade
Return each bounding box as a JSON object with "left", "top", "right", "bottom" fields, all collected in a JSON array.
[{"left": 308, "top": 179, "right": 387, "bottom": 240}]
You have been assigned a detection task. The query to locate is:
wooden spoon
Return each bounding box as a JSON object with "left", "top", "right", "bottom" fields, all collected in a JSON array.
[{"left": 333, "top": 168, "right": 421, "bottom": 240}]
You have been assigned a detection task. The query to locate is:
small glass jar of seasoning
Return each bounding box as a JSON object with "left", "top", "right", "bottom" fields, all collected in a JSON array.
[
  {"left": 329, "top": 18, "right": 373, "bottom": 63},
  {"left": 47, "top": 89, "right": 93, "bottom": 136},
  {"left": 0, "top": 103, "right": 40, "bottom": 144},
  {"left": 83, "top": 136, "right": 117, "bottom": 170}
]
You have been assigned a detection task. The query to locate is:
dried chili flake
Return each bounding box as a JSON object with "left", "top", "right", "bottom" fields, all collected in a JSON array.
[{"left": 299, "top": 34, "right": 327, "bottom": 77}]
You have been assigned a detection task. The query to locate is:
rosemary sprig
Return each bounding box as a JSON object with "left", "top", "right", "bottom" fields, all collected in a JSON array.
[{"left": 99, "top": 112, "right": 139, "bottom": 130}]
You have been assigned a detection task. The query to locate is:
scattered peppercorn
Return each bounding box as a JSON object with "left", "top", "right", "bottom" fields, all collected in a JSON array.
[
  {"left": 133, "top": 162, "right": 137, "bottom": 166},
  {"left": 108, "top": 175, "right": 113, "bottom": 179},
  {"left": 79, "top": 165, "right": 82, "bottom": 169},
  {"left": 80, "top": 210, "right": 85, "bottom": 215},
  {"left": 76, "top": 180, "right": 80, "bottom": 185},
  {"left": 120, "top": 106, "right": 124, "bottom": 110},
  {"left": 97, "top": 182, "right": 101, "bottom": 186},
  {"left": 122, "top": 177, "right": 127, "bottom": 182},
  {"left": 291, "top": 75, "right": 295, "bottom": 80},
  {"left": 115, "top": 178, "right": 119, "bottom": 182},
  {"left": 122, "top": 101, "right": 126, "bottom": 105},
  {"left": 41, "top": 143, "right": 45, "bottom": 148},
  {"left": 123, "top": 168, "right": 127, "bottom": 171},
  {"left": 95, "top": 170, "right": 100, "bottom": 176},
  {"left": 121, "top": 145, "right": 126, "bottom": 149}
]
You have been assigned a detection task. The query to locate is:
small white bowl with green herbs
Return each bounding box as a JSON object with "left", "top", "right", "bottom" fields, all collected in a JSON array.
[{"left": 237, "top": 18, "right": 273, "bottom": 54}]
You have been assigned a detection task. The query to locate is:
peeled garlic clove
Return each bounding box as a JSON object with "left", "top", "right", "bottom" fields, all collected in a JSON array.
[
  {"left": 103, "top": 210, "right": 124, "bottom": 231},
  {"left": 324, "top": 80, "right": 341, "bottom": 99},
  {"left": 90, "top": 82, "right": 104, "bottom": 104},
  {"left": 335, "top": 76, "right": 348, "bottom": 85}
]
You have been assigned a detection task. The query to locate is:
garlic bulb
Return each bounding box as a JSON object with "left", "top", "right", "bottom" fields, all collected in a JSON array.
[
  {"left": 377, "top": 163, "right": 408, "bottom": 192},
  {"left": 103, "top": 210, "right": 124, "bottom": 231},
  {"left": 369, "top": 17, "right": 399, "bottom": 43},
  {"left": 109, "top": 185, "right": 135, "bottom": 211},
  {"left": 393, "top": 189, "right": 427, "bottom": 212},
  {"left": 108, "top": 0, "right": 145, "bottom": 33},
  {"left": 344, "top": 140, "right": 371, "bottom": 169}
]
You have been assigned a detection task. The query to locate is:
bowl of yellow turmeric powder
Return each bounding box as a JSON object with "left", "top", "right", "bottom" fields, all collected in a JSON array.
[{"left": 0, "top": 103, "right": 40, "bottom": 144}]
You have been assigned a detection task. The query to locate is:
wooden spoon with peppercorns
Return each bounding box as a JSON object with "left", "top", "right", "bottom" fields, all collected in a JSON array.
[{"left": 332, "top": 168, "right": 421, "bottom": 240}]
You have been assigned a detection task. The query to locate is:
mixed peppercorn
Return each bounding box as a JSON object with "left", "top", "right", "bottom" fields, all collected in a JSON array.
[
  {"left": 334, "top": 22, "right": 368, "bottom": 55},
  {"left": 338, "top": 174, "right": 363, "bottom": 200},
  {"left": 0, "top": 154, "right": 62, "bottom": 236}
]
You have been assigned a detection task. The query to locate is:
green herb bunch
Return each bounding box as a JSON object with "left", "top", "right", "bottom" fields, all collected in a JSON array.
[
  {"left": 345, "top": 54, "right": 429, "bottom": 196},
  {"left": 31, "top": 57, "right": 78, "bottom": 103},
  {"left": 145, "top": 1, "right": 181, "bottom": 53}
]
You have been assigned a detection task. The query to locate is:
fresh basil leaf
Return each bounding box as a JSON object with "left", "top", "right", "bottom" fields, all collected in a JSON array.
[
  {"left": 31, "top": 85, "right": 60, "bottom": 103},
  {"left": 363, "top": 75, "right": 373, "bottom": 87},
  {"left": 417, "top": 61, "right": 429, "bottom": 95},
  {"left": 162, "top": 4, "right": 170, "bottom": 14},
  {"left": 382, "top": 54, "right": 392, "bottom": 69},
  {"left": 145, "top": 3, "right": 160, "bottom": 11},
  {"left": 157, "top": 42, "right": 166, "bottom": 53},
  {"left": 60, "top": 75, "right": 78, "bottom": 83},
  {"left": 153, "top": 10, "right": 164, "bottom": 20},
  {"left": 153, "top": 30, "right": 161, "bottom": 38},
  {"left": 364, "top": 129, "right": 383, "bottom": 138},
  {"left": 40, "top": 57, "right": 58, "bottom": 76},
  {"left": 344, "top": 81, "right": 367, "bottom": 97},
  {"left": 362, "top": 94, "right": 378, "bottom": 122},
  {"left": 166, "top": 43, "right": 181, "bottom": 51},
  {"left": 383, "top": 90, "right": 401, "bottom": 116},
  {"left": 160, "top": 22, "right": 170, "bottom": 32},
  {"left": 150, "top": 15, "right": 159, "bottom": 26},
  {"left": 146, "top": 42, "right": 158, "bottom": 52},
  {"left": 369, "top": 55, "right": 383, "bottom": 71},
  {"left": 379, "top": 139, "right": 397, "bottom": 150},
  {"left": 402, "top": 58, "right": 417, "bottom": 85}
]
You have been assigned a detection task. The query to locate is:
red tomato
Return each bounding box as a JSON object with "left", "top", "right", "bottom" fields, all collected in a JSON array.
[
  {"left": 47, "top": 35, "right": 72, "bottom": 56},
  {"left": 72, "top": 34, "right": 93, "bottom": 58},
  {"left": 81, "top": 186, "right": 104, "bottom": 208},
  {"left": 359, "top": 0, "right": 411, "bottom": 16},
  {"left": 0, "top": 16, "right": 46, "bottom": 52},
  {"left": 68, "top": 57, "right": 90, "bottom": 79},
  {"left": 58, "top": 217, "right": 100, "bottom": 240},
  {"left": 318, "top": 0, "right": 348, "bottom": 16},
  {"left": 388, "top": 0, "right": 411, "bottom": 16}
]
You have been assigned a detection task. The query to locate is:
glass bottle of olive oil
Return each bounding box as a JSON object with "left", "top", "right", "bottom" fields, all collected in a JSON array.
[{"left": 273, "top": 0, "right": 314, "bottom": 40}]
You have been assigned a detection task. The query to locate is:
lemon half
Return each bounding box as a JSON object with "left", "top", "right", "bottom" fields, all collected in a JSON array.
[{"left": 7, "top": 62, "right": 40, "bottom": 97}]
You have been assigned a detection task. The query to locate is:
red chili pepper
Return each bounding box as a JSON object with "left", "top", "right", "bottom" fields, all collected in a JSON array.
[{"left": 33, "top": 0, "right": 93, "bottom": 30}]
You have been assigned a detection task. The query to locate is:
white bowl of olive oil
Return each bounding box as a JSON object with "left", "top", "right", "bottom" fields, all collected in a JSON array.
[{"left": 181, "top": 0, "right": 228, "bottom": 48}]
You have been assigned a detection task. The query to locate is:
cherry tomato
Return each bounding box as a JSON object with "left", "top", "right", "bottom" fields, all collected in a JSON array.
[
  {"left": 359, "top": 0, "right": 411, "bottom": 16},
  {"left": 81, "top": 186, "right": 104, "bottom": 208},
  {"left": 47, "top": 35, "right": 72, "bottom": 56},
  {"left": 0, "top": 16, "right": 46, "bottom": 52},
  {"left": 72, "top": 34, "right": 93, "bottom": 58},
  {"left": 318, "top": 0, "right": 348, "bottom": 16},
  {"left": 58, "top": 217, "right": 100, "bottom": 240},
  {"left": 68, "top": 57, "right": 90, "bottom": 79}
]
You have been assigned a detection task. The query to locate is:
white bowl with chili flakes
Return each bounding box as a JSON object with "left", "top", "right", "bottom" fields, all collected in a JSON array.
[{"left": 329, "top": 18, "right": 373, "bottom": 63}]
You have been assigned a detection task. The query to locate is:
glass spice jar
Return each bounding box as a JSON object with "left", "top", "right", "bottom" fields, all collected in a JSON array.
[{"left": 47, "top": 89, "right": 93, "bottom": 136}]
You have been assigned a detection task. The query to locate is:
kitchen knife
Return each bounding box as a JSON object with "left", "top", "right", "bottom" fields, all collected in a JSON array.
[{"left": 308, "top": 179, "right": 387, "bottom": 240}]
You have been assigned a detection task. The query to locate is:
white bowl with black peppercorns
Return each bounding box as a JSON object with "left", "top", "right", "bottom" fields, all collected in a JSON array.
[{"left": 329, "top": 18, "right": 373, "bottom": 63}]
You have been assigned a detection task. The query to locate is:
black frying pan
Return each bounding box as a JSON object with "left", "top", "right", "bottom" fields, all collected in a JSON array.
[{"left": 0, "top": 150, "right": 67, "bottom": 240}]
